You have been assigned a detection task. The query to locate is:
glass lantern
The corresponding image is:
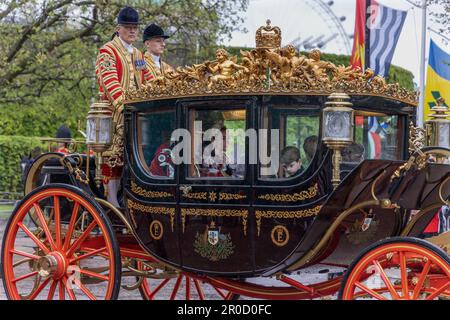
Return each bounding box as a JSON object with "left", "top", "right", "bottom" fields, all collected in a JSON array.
[
  {"left": 86, "top": 101, "right": 113, "bottom": 153},
  {"left": 322, "top": 92, "right": 354, "bottom": 188},
  {"left": 425, "top": 98, "right": 450, "bottom": 148},
  {"left": 86, "top": 100, "right": 113, "bottom": 187}
]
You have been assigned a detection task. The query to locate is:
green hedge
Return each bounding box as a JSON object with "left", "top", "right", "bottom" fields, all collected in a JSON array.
[{"left": 0, "top": 135, "right": 46, "bottom": 193}]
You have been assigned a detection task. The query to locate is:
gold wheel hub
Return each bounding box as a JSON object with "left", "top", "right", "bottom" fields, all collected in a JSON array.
[{"left": 37, "top": 252, "right": 67, "bottom": 279}]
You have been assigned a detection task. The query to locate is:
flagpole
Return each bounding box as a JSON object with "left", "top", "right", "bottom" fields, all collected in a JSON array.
[
  {"left": 364, "top": 0, "right": 371, "bottom": 70},
  {"left": 418, "top": 0, "right": 427, "bottom": 127}
]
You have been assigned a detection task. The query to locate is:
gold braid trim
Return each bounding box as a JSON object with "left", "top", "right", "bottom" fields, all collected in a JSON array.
[{"left": 255, "top": 205, "right": 322, "bottom": 236}]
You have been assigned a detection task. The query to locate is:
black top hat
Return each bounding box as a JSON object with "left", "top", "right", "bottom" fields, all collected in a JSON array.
[
  {"left": 117, "top": 6, "right": 140, "bottom": 25},
  {"left": 56, "top": 125, "right": 71, "bottom": 139},
  {"left": 143, "top": 23, "right": 170, "bottom": 42}
]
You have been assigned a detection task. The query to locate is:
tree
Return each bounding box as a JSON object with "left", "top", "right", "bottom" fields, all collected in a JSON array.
[
  {"left": 428, "top": 0, "right": 449, "bottom": 38},
  {"left": 0, "top": 0, "right": 249, "bottom": 136}
]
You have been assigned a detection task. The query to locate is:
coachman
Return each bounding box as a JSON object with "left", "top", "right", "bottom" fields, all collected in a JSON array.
[{"left": 95, "top": 6, "right": 153, "bottom": 207}]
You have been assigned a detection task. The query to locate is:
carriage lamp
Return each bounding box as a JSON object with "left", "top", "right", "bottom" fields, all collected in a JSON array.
[
  {"left": 425, "top": 98, "right": 450, "bottom": 149},
  {"left": 322, "top": 92, "right": 354, "bottom": 188},
  {"left": 86, "top": 99, "right": 113, "bottom": 188}
]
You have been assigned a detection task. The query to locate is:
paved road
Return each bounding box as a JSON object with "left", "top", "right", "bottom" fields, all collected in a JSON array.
[{"left": 0, "top": 216, "right": 343, "bottom": 300}]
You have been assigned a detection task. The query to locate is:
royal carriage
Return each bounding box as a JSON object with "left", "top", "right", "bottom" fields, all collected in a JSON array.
[{"left": 2, "top": 22, "right": 450, "bottom": 300}]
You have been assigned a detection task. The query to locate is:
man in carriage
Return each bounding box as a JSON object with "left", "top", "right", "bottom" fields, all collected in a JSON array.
[
  {"left": 95, "top": 6, "right": 154, "bottom": 207},
  {"left": 142, "top": 23, "right": 174, "bottom": 77}
]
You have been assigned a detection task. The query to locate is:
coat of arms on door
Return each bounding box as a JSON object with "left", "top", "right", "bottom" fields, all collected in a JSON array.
[{"left": 193, "top": 221, "right": 235, "bottom": 261}]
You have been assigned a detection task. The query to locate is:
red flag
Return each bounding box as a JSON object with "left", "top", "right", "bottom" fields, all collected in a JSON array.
[{"left": 350, "top": 0, "right": 366, "bottom": 69}]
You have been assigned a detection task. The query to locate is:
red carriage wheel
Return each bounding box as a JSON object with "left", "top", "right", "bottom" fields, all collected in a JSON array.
[
  {"left": 339, "top": 237, "right": 450, "bottom": 300},
  {"left": 135, "top": 261, "right": 238, "bottom": 300},
  {"left": 1, "top": 184, "right": 121, "bottom": 300}
]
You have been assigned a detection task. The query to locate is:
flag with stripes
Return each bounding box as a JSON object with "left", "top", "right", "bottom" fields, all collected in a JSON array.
[{"left": 368, "top": 0, "right": 407, "bottom": 77}]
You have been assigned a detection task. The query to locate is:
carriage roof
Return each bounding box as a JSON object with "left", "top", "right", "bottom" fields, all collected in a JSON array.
[{"left": 123, "top": 21, "right": 418, "bottom": 108}]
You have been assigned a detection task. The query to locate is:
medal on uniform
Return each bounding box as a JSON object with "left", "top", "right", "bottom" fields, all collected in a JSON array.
[{"left": 135, "top": 59, "right": 147, "bottom": 71}]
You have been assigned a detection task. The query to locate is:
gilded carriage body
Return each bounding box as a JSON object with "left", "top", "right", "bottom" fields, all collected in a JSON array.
[{"left": 2, "top": 21, "right": 449, "bottom": 300}]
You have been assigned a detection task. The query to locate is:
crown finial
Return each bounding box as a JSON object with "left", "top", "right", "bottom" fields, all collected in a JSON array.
[{"left": 256, "top": 20, "right": 282, "bottom": 49}]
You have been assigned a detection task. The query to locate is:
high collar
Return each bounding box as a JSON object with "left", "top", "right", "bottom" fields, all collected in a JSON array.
[
  {"left": 118, "top": 36, "right": 134, "bottom": 54},
  {"left": 150, "top": 53, "right": 161, "bottom": 69}
]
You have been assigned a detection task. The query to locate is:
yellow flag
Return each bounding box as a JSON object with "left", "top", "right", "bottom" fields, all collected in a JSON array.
[{"left": 425, "top": 40, "right": 450, "bottom": 121}]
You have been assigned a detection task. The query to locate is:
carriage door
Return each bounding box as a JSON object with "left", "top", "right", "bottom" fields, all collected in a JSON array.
[
  {"left": 125, "top": 104, "right": 180, "bottom": 266},
  {"left": 177, "top": 98, "right": 254, "bottom": 273}
]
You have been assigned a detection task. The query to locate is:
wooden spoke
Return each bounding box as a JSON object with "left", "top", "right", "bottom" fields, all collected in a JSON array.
[
  {"left": 426, "top": 282, "right": 450, "bottom": 300},
  {"left": 185, "top": 276, "right": 191, "bottom": 300},
  {"left": 354, "top": 282, "right": 387, "bottom": 300},
  {"left": 193, "top": 279, "right": 206, "bottom": 300},
  {"left": 28, "top": 278, "right": 51, "bottom": 300},
  {"left": 47, "top": 280, "right": 58, "bottom": 300},
  {"left": 59, "top": 280, "right": 65, "bottom": 300},
  {"left": 79, "top": 269, "right": 109, "bottom": 282},
  {"left": 10, "top": 249, "right": 40, "bottom": 260},
  {"left": 63, "top": 277, "right": 77, "bottom": 300},
  {"left": 66, "top": 220, "right": 97, "bottom": 257},
  {"left": 12, "top": 271, "right": 39, "bottom": 283},
  {"left": 63, "top": 202, "right": 79, "bottom": 251},
  {"left": 18, "top": 222, "right": 50, "bottom": 254},
  {"left": 70, "top": 247, "right": 107, "bottom": 264},
  {"left": 33, "top": 203, "right": 56, "bottom": 251},
  {"left": 372, "top": 260, "right": 400, "bottom": 299},
  {"left": 170, "top": 275, "right": 183, "bottom": 300},
  {"left": 13, "top": 257, "right": 34, "bottom": 268},
  {"left": 412, "top": 259, "right": 431, "bottom": 299},
  {"left": 399, "top": 252, "right": 409, "bottom": 299},
  {"left": 54, "top": 196, "right": 62, "bottom": 249},
  {"left": 71, "top": 278, "right": 97, "bottom": 300},
  {"left": 213, "top": 285, "right": 228, "bottom": 299},
  {"left": 148, "top": 278, "right": 171, "bottom": 299}
]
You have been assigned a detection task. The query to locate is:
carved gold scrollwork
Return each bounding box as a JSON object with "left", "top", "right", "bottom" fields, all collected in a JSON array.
[
  {"left": 124, "top": 22, "right": 417, "bottom": 106},
  {"left": 181, "top": 208, "right": 248, "bottom": 236},
  {"left": 258, "top": 184, "right": 318, "bottom": 202},
  {"left": 127, "top": 199, "right": 175, "bottom": 232},
  {"left": 409, "top": 122, "right": 426, "bottom": 155},
  {"left": 182, "top": 192, "right": 208, "bottom": 200},
  {"left": 218, "top": 193, "right": 247, "bottom": 201},
  {"left": 255, "top": 206, "right": 322, "bottom": 237},
  {"left": 131, "top": 181, "right": 172, "bottom": 199}
]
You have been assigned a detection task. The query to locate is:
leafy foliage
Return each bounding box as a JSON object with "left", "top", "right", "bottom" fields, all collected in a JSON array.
[
  {"left": 428, "top": 0, "right": 450, "bottom": 38},
  {"left": 0, "top": 0, "right": 249, "bottom": 114},
  {"left": 0, "top": 135, "right": 46, "bottom": 193}
]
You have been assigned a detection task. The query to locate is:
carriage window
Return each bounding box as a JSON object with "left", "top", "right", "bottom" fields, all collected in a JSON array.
[
  {"left": 260, "top": 107, "right": 320, "bottom": 179},
  {"left": 188, "top": 108, "right": 246, "bottom": 179},
  {"left": 138, "top": 109, "right": 176, "bottom": 178},
  {"left": 354, "top": 115, "right": 403, "bottom": 161}
]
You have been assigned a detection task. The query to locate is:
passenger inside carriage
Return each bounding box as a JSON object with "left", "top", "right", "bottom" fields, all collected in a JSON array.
[
  {"left": 280, "top": 146, "right": 304, "bottom": 178},
  {"left": 148, "top": 130, "right": 175, "bottom": 178}
]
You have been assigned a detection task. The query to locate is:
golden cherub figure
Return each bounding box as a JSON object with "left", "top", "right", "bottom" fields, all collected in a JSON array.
[
  {"left": 307, "top": 49, "right": 336, "bottom": 81},
  {"left": 206, "top": 49, "right": 249, "bottom": 90},
  {"left": 264, "top": 45, "right": 306, "bottom": 84}
]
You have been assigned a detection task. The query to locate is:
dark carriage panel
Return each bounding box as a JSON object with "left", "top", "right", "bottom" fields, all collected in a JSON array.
[
  {"left": 178, "top": 205, "right": 254, "bottom": 275},
  {"left": 124, "top": 192, "right": 181, "bottom": 266}
]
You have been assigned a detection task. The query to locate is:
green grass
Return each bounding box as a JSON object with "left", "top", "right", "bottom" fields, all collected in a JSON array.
[{"left": 0, "top": 204, "right": 14, "bottom": 219}]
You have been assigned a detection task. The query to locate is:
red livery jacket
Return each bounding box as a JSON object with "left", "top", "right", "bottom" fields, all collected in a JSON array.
[{"left": 95, "top": 36, "right": 153, "bottom": 111}]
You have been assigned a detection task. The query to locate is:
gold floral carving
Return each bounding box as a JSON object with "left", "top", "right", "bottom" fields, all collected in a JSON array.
[
  {"left": 127, "top": 199, "right": 175, "bottom": 231},
  {"left": 181, "top": 208, "right": 248, "bottom": 236},
  {"left": 131, "top": 181, "right": 172, "bottom": 199},
  {"left": 182, "top": 191, "right": 247, "bottom": 202},
  {"left": 182, "top": 192, "right": 208, "bottom": 200},
  {"left": 408, "top": 122, "right": 426, "bottom": 155},
  {"left": 255, "top": 205, "right": 322, "bottom": 236},
  {"left": 218, "top": 193, "right": 247, "bottom": 201},
  {"left": 124, "top": 22, "right": 417, "bottom": 106},
  {"left": 258, "top": 184, "right": 318, "bottom": 202}
]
